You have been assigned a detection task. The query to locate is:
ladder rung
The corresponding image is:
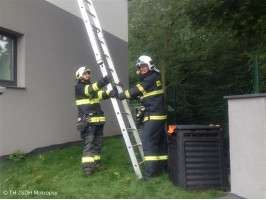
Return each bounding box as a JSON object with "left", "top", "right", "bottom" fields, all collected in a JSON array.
[
  {"left": 101, "top": 52, "right": 109, "bottom": 58},
  {"left": 138, "top": 160, "right": 145, "bottom": 165},
  {"left": 132, "top": 143, "right": 142, "bottom": 147},
  {"left": 86, "top": 10, "right": 95, "bottom": 18},
  {"left": 96, "top": 36, "right": 104, "bottom": 40},
  {"left": 114, "top": 82, "right": 123, "bottom": 87},
  {"left": 127, "top": 128, "right": 137, "bottom": 132},
  {"left": 121, "top": 112, "right": 130, "bottom": 115},
  {"left": 97, "top": 60, "right": 103, "bottom": 65},
  {"left": 93, "top": 26, "right": 101, "bottom": 33},
  {"left": 97, "top": 38, "right": 104, "bottom": 44},
  {"left": 84, "top": 0, "right": 91, "bottom": 5},
  {"left": 105, "top": 67, "right": 114, "bottom": 72}
]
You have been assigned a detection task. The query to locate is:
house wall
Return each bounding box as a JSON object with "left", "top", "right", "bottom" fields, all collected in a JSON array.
[
  {"left": 0, "top": 0, "right": 128, "bottom": 156},
  {"left": 46, "top": 0, "right": 128, "bottom": 42}
]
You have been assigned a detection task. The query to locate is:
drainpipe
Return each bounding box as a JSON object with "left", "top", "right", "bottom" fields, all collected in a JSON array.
[
  {"left": 254, "top": 55, "right": 259, "bottom": 94},
  {"left": 0, "top": 87, "right": 6, "bottom": 143}
]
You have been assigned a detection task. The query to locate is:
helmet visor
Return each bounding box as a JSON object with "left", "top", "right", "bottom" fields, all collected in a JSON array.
[
  {"left": 136, "top": 63, "right": 148, "bottom": 69},
  {"left": 83, "top": 69, "right": 91, "bottom": 74}
]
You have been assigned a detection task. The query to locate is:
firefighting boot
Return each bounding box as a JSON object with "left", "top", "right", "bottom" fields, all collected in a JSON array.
[
  {"left": 94, "top": 162, "right": 102, "bottom": 169},
  {"left": 83, "top": 168, "right": 93, "bottom": 176}
]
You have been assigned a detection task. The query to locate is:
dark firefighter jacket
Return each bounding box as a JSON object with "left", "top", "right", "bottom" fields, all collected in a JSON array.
[
  {"left": 118, "top": 70, "right": 167, "bottom": 122},
  {"left": 75, "top": 79, "right": 110, "bottom": 125}
]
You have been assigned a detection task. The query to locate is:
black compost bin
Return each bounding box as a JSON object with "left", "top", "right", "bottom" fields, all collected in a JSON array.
[{"left": 168, "top": 125, "right": 228, "bottom": 190}]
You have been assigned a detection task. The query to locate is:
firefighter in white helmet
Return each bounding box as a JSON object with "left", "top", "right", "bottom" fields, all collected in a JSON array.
[
  {"left": 75, "top": 66, "right": 115, "bottom": 176},
  {"left": 116, "top": 55, "right": 168, "bottom": 181}
]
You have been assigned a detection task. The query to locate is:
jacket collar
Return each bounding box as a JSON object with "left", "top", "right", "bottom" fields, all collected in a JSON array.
[
  {"left": 78, "top": 79, "right": 91, "bottom": 85},
  {"left": 140, "top": 70, "right": 153, "bottom": 80}
]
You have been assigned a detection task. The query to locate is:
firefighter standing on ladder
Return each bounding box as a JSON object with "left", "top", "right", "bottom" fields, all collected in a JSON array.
[
  {"left": 116, "top": 55, "right": 168, "bottom": 181},
  {"left": 75, "top": 66, "right": 115, "bottom": 176}
]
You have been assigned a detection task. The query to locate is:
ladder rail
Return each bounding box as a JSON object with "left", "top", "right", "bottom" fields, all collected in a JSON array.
[
  {"left": 110, "top": 98, "right": 143, "bottom": 178},
  {"left": 77, "top": 0, "right": 108, "bottom": 76},
  {"left": 83, "top": 0, "right": 121, "bottom": 90},
  {"left": 83, "top": 0, "right": 144, "bottom": 159},
  {"left": 121, "top": 100, "right": 144, "bottom": 159},
  {"left": 77, "top": 0, "right": 144, "bottom": 179}
]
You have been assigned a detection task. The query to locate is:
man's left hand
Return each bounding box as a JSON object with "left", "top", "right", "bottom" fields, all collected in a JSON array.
[{"left": 109, "top": 90, "right": 117, "bottom": 98}]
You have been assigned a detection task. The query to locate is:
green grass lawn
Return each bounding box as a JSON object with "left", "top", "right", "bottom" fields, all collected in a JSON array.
[{"left": 0, "top": 136, "right": 228, "bottom": 199}]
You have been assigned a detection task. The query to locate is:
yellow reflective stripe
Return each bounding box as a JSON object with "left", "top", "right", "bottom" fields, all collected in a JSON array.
[
  {"left": 76, "top": 99, "right": 100, "bottom": 105},
  {"left": 158, "top": 155, "right": 168, "bottom": 160},
  {"left": 98, "top": 91, "right": 104, "bottom": 100},
  {"left": 92, "top": 82, "right": 99, "bottom": 91},
  {"left": 106, "top": 90, "right": 109, "bottom": 96},
  {"left": 156, "top": 80, "right": 162, "bottom": 86},
  {"left": 143, "top": 115, "right": 167, "bottom": 122},
  {"left": 94, "top": 155, "right": 101, "bottom": 160},
  {"left": 136, "top": 84, "right": 146, "bottom": 95},
  {"left": 150, "top": 115, "right": 167, "bottom": 120},
  {"left": 82, "top": 157, "right": 95, "bottom": 163},
  {"left": 143, "top": 89, "right": 164, "bottom": 98},
  {"left": 89, "top": 117, "right": 106, "bottom": 123},
  {"left": 125, "top": 90, "right": 131, "bottom": 98},
  {"left": 144, "top": 156, "right": 159, "bottom": 161},
  {"left": 144, "top": 155, "right": 168, "bottom": 161},
  {"left": 84, "top": 85, "right": 91, "bottom": 96}
]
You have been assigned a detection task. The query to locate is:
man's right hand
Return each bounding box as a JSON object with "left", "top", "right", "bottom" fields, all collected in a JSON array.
[
  {"left": 102, "top": 75, "right": 113, "bottom": 84},
  {"left": 117, "top": 93, "right": 126, "bottom": 100}
]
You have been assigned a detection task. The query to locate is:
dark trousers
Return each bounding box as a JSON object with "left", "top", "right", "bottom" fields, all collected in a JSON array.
[
  {"left": 81, "top": 125, "right": 103, "bottom": 170},
  {"left": 142, "top": 120, "right": 168, "bottom": 177}
]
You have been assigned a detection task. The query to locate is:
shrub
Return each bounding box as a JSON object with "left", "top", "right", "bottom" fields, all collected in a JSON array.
[{"left": 8, "top": 150, "right": 26, "bottom": 162}]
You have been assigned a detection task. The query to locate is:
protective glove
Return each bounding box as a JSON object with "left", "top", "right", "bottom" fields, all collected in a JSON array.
[
  {"left": 117, "top": 93, "right": 126, "bottom": 100},
  {"left": 109, "top": 90, "right": 117, "bottom": 98},
  {"left": 136, "top": 106, "right": 145, "bottom": 121},
  {"left": 136, "top": 106, "right": 145, "bottom": 126},
  {"left": 102, "top": 75, "right": 113, "bottom": 84}
]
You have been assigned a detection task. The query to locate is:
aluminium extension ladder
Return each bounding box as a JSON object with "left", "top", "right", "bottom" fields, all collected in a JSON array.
[{"left": 77, "top": 0, "right": 144, "bottom": 179}]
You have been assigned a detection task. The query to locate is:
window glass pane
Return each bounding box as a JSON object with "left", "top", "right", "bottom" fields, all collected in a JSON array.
[{"left": 0, "top": 34, "right": 14, "bottom": 81}]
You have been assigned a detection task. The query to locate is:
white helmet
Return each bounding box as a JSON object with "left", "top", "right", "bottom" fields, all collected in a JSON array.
[
  {"left": 136, "top": 55, "right": 160, "bottom": 72},
  {"left": 75, "top": 66, "right": 91, "bottom": 81}
]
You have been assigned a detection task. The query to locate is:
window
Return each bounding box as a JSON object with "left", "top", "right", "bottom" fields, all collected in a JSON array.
[{"left": 0, "top": 31, "right": 17, "bottom": 87}]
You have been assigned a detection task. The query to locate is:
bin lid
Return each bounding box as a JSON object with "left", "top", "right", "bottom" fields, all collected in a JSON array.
[{"left": 169, "top": 124, "right": 221, "bottom": 130}]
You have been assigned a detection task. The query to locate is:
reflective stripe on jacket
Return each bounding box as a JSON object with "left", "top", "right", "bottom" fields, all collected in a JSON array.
[
  {"left": 75, "top": 79, "right": 109, "bottom": 124},
  {"left": 143, "top": 115, "right": 167, "bottom": 122},
  {"left": 119, "top": 70, "right": 167, "bottom": 120},
  {"left": 144, "top": 155, "right": 168, "bottom": 161},
  {"left": 89, "top": 117, "right": 106, "bottom": 123}
]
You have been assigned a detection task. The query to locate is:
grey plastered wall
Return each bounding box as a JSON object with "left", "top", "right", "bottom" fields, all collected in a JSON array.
[
  {"left": 225, "top": 94, "right": 266, "bottom": 199},
  {"left": 0, "top": 0, "right": 128, "bottom": 156}
]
